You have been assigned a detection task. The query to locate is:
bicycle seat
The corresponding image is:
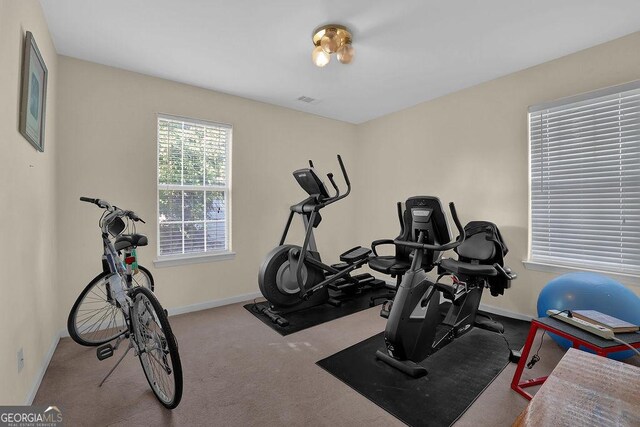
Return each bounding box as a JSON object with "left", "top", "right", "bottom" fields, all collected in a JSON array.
[{"left": 114, "top": 233, "right": 148, "bottom": 251}]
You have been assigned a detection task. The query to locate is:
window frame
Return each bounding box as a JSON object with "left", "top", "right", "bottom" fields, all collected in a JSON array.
[
  {"left": 525, "top": 80, "right": 640, "bottom": 285},
  {"left": 154, "top": 113, "right": 234, "bottom": 267}
]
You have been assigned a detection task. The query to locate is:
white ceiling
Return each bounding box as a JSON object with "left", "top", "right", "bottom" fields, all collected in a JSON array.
[{"left": 40, "top": 0, "right": 640, "bottom": 124}]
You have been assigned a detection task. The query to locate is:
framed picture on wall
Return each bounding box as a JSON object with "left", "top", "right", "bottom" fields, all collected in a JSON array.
[{"left": 19, "top": 31, "right": 48, "bottom": 152}]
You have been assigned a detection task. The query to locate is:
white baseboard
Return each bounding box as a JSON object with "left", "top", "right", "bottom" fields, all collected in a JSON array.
[
  {"left": 479, "top": 303, "right": 533, "bottom": 321},
  {"left": 167, "top": 291, "right": 263, "bottom": 316},
  {"left": 25, "top": 332, "right": 61, "bottom": 405}
]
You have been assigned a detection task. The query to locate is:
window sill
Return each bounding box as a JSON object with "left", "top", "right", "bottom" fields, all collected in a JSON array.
[
  {"left": 153, "top": 251, "right": 236, "bottom": 268},
  {"left": 522, "top": 260, "right": 639, "bottom": 287}
]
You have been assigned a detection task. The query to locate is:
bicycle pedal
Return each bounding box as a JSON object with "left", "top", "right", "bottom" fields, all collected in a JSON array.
[{"left": 97, "top": 344, "right": 114, "bottom": 361}]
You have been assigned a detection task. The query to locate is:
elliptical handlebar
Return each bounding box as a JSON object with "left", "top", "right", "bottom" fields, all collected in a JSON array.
[
  {"left": 393, "top": 202, "right": 465, "bottom": 252},
  {"left": 316, "top": 154, "right": 351, "bottom": 208},
  {"left": 337, "top": 154, "right": 351, "bottom": 188},
  {"left": 326, "top": 173, "right": 340, "bottom": 198}
]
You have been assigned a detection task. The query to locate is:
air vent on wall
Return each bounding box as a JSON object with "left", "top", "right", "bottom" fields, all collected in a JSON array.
[{"left": 297, "top": 96, "right": 320, "bottom": 104}]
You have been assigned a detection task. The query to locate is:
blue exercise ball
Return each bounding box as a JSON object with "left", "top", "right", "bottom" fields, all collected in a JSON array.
[{"left": 537, "top": 272, "right": 640, "bottom": 360}]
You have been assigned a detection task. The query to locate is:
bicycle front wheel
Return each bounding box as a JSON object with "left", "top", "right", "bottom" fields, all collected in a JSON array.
[
  {"left": 130, "top": 287, "right": 183, "bottom": 409},
  {"left": 68, "top": 266, "right": 155, "bottom": 346}
]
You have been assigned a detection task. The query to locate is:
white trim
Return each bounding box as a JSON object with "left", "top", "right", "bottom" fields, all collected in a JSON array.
[
  {"left": 529, "top": 79, "right": 640, "bottom": 112},
  {"left": 478, "top": 302, "right": 533, "bottom": 322},
  {"left": 157, "top": 112, "right": 232, "bottom": 129},
  {"left": 166, "top": 291, "right": 262, "bottom": 316},
  {"left": 522, "top": 259, "right": 640, "bottom": 287},
  {"left": 153, "top": 251, "right": 236, "bottom": 267},
  {"left": 25, "top": 332, "right": 61, "bottom": 405}
]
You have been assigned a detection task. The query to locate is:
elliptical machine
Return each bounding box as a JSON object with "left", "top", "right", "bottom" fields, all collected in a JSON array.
[
  {"left": 258, "top": 155, "right": 384, "bottom": 326},
  {"left": 375, "top": 197, "right": 516, "bottom": 378}
]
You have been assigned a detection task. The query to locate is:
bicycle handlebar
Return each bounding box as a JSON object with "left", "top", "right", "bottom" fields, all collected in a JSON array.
[
  {"left": 80, "top": 196, "right": 145, "bottom": 223},
  {"left": 80, "top": 196, "right": 110, "bottom": 209},
  {"left": 393, "top": 202, "right": 466, "bottom": 252}
]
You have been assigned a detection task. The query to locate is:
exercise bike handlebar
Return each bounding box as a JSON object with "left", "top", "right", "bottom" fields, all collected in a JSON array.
[{"left": 393, "top": 202, "right": 466, "bottom": 252}]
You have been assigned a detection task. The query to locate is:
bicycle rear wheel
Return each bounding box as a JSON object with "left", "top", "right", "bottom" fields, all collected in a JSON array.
[
  {"left": 130, "top": 287, "right": 183, "bottom": 409},
  {"left": 68, "top": 266, "right": 154, "bottom": 346}
]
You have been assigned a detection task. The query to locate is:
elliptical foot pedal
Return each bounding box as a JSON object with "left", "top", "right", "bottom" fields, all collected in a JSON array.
[
  {"left": 368, "top": 278, "right": 386, "bottom": 289},
  {"left": 327, "top": 297, "right": 342, "bottom": 307},
  {"left": 97, "top": 344, "right": 114, "bottom": 361},
  {"left": 375, "top": 350, "right": 427, "bottom": 378},
  {"left": 339, "top": 246, "right": 371, "bottom": 263}
]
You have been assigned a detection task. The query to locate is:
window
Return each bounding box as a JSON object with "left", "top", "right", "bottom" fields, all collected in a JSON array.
[
  {"left": 157, "top": 114, "right": 232, "bottom": 262},
  {"left": 529, "top": 81, "right": 640, "bottom": 276}
]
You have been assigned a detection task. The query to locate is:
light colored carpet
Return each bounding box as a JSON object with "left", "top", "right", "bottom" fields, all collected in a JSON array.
[{"left": 34, "top": 301, "right": 635, "bottom": 426}]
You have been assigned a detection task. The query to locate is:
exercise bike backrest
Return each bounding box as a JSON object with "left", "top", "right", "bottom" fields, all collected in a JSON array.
[
  {"left": 393, "top": 197, "right": 466, "bottom": 271},
  {"left": 449, "top": 221, "right": 514, "bottom": 296},
  {"left": 290, "top": 155, "right": 351, "bottom": 215}
]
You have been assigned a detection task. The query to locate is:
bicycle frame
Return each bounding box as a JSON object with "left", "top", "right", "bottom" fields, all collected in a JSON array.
[{"left": 97, "top": 208, "right": 139, "bottom": 323}]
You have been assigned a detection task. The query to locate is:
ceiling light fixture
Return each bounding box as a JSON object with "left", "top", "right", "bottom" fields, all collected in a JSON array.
[{"left": 311, "top": 24, "right": 354, "bottom": 67}]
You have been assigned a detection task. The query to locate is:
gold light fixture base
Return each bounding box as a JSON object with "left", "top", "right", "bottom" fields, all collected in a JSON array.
[{"left": 312, "top": 24, "right": 352, "bottom": 47}]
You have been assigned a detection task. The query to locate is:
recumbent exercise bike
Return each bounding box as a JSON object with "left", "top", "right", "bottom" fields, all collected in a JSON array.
[{"left": 375, "top": 196, "right": 517, "bottom": 378}]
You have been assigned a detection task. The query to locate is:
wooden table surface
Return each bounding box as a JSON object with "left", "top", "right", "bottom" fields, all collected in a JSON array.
[{"left": 513, "top": 348, "right": 640, "bottom": 427}]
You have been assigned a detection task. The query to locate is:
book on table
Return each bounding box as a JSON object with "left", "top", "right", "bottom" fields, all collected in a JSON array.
[{"left": 571, "top": 310, "right": 639, "bottom": 333}]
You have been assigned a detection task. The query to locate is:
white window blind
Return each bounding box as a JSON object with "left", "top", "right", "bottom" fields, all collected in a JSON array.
[
  {"left": 157, "top": 114, "right": 232, "bottom": 258},
  {"left": 529, "top": 81, "right": 640, "bottom": 275}
]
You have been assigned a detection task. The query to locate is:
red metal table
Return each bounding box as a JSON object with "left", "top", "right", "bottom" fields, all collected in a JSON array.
[{"left": 511, "top": 315, "right": 640, "bottom": 400}]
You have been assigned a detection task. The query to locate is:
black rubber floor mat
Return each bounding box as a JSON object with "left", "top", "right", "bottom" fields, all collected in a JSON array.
[
  {"left": 243, "top": 287, "right": 393, "bottom": 336},
  {"left": 316, "top": 311, "right": 530, "bottom": 426}
]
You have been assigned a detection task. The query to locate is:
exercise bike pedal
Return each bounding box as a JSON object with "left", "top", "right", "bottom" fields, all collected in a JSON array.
[
  {"left": 379, "top": 300, "right": 393, "bottom": 319},
  {"left": 96, "top": 344, "right": 114, "bottom": 361}
]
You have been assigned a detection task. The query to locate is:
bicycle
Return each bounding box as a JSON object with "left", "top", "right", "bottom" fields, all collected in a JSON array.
[{"left": 67, "top": 197, "right": 183, "bottom": 409}]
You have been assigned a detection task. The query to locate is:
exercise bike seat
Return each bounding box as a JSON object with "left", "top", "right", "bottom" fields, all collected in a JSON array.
[
  {"left": 438, "top": 226, "right": 501, "bottom": 277},
  {"left": 439, "top": 258, "right": 497, "bottom": 277}
]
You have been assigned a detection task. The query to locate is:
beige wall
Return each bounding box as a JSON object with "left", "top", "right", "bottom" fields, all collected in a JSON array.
[
  {"left": 55, "top": 57, "right": 359, "bottom": 327},
  {"left": 5, "top": 5, "right": 640, "bottom": 403},
  {"left": 0, "top": 0, "right": 58, "bottom": 405},
  {"left": 354, "top": 31, "right": 640, "bottom": 316}
]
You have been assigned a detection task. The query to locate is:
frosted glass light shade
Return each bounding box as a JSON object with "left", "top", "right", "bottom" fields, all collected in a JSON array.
[
  {"left": 320, "top": 29, "right": 339, "bottom": 54},
  {"left": 312, "top": 46, "right": 331, "bottom": 67},
  {"left": 337, "top": 44, "right": 354, "bottom": 64}
]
